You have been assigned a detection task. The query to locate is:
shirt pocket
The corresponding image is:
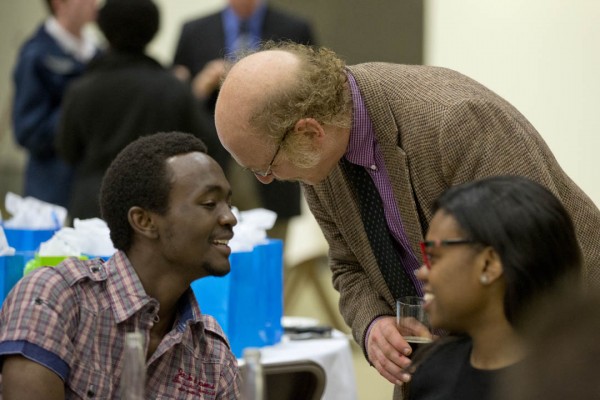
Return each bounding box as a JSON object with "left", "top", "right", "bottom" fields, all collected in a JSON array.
[{"left": 66, "top": 363, "right": 114, "bottom": 399}]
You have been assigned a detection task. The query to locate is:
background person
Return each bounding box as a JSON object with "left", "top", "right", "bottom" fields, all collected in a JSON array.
[
  {"left": 0, "top": 132, "right": 240, "bottom": 398},
  {"left": 173, "top": 0, "right": 317, "bottom": 241},
  {"left": 56, "top": 0, "right": 218, "bottom": 221},
  {"left": 11, "top": 0, "right": 98, "bottom": 207},
  {"left": 214, "top": 42, "right": 600, "bottom": 399},
  {"left": 406, "top": 175, "right": 582, "bottom": 399}
]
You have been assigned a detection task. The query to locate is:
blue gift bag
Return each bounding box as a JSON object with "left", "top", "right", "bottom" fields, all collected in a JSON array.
[
  {"left": 1, "top": 227, "right": 59, "bottom": 287},
  {"left": 190, "top": 274, "right": 231, "bottom": 334},
  {"left": 3, "top": 227, "right": 57, "bottom": 252},
  {"left": 0, "top": 254, "right": 28, "bottom": 305},
  {"left": 191, "top": 239, "right": 283, "bottom": 357}
]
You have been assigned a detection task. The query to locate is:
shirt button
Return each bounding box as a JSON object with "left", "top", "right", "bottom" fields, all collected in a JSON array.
[{"left": 370, "top": 165, "right": 377, "bottom": 171}]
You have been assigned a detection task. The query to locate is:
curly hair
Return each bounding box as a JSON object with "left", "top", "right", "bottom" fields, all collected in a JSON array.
[
  {"left": 233, "top": 42, "right": 353, "bottom": 168},
  {"left": 99, "top": 131, "right": 207, "bottom": 251}
]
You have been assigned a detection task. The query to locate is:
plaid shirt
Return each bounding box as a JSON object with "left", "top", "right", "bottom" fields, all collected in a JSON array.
[{"left": 0, "top": 251, "right": 240, "bottom": 399}]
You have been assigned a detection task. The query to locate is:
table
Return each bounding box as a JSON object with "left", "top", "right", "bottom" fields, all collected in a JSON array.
[{"left": 259, "top": 330, "right": 358, "bottom": 400}]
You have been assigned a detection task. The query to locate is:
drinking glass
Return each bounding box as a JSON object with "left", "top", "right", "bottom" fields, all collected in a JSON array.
[{"left": 396, "top": 296, "right": 432, "bottom": 354}]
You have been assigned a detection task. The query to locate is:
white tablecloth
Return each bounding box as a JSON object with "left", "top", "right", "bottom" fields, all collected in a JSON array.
[{"left": 259, "top": 330, "right": 358, "bottom": 400}]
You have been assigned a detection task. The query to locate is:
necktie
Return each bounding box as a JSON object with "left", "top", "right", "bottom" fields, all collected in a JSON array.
[
  {"left": 341, "top": 158, "right": 417, "bottom": 299},
  {"left": 235, "top": 20, "right": 252, "bottom": 52}
]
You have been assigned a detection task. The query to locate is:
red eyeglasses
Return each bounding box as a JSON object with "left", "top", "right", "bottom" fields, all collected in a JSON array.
[{"left": 419, "top": 239, "right": 476, "bottom": 269}]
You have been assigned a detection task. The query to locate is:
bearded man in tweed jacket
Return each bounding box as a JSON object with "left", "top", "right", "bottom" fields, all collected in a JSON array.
[{"left": 215, "top": 42, "right": 600, "bottom": 399}]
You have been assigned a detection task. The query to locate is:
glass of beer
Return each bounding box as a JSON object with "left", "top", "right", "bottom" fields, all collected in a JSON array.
[{"left": 396, "top": 296, "right": 433, "bottom": 355}]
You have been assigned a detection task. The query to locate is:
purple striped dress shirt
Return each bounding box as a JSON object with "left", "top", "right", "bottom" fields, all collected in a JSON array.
[{"left": 344, "top": 70, "right": 424, "bottom": 296}]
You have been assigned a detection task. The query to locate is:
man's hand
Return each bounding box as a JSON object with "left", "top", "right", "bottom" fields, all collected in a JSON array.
[
  {"left": 171, "top": 64, "right": 191, "bottom": 82},
  {"left": 367, "top": 316, "right": 413, "bottom": 385},
  {"left": 191, "top": 59, "right": 228, "bottom": 99}
]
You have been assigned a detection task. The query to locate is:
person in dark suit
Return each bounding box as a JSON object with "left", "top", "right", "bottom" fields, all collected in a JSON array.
[
  {"left": 173, "top": 0, "right": 316, "bottom": 241},
  {"left": 56, "top": 0, "right": 217, "bottom": 220},
  {"left": 11, "top": 0, "right": 98, "bottom": 207},
  {"left": 214, "top": 42, "right": 600, "bottom": 400}
]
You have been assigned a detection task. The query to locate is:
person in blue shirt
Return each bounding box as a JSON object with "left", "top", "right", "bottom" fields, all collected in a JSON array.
[{"left": 12, "top": 0, "right": 98, "bottom": 207}]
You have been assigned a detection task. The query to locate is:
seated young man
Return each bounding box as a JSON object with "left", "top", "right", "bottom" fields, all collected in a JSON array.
[{"left": 0, "top": 131, "right": 240, "bottom": 399}]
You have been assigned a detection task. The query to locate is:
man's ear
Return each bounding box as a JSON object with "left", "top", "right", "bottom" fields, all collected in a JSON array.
[
  {"left": 127, "top": 206, "right": 159, "bottom": 240},
  {"left": 293, "top": 118, "right": 325, "bottom": 139}
]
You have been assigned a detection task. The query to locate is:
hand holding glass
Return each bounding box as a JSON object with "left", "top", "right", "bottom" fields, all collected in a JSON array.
[{"left": 396, "top": 296, "right": 432, "bottom": 354}]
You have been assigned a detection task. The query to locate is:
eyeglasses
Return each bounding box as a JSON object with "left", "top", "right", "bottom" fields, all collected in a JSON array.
[
  {"left": 419, "top": 239, "right": 476, "bottom": 269},
  {"left": 251, "top": 129, "right": 291, "bottom": 177}
]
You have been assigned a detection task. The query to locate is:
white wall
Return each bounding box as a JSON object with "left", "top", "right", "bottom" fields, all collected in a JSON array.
[
  {"left": 0, "top": 1, "right": 46, "bottom": 207},
  {"left": 424, "top": 0, "right": 600, "bottom": 206}
]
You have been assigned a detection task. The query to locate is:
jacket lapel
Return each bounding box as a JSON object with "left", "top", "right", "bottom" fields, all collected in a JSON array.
[{"left": 349, "top": 65, "right": 425, "bottom": 258}]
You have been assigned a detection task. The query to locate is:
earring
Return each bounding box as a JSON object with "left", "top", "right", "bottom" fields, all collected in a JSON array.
[{"left": 480, "top": 275, "right": 489, "bottom": 285}]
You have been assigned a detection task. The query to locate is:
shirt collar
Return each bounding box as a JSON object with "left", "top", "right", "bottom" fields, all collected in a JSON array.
[
  {"left": 222, "top": 2, "right": 267, "bottom": 53},
  {"left": 175, "top": 289, "right": 203, "bottom": 331},
  {"left": 344, "top": 69, "right": 377, "bottom": 168},
  {"left": 44, "top": 17, "right": 96, "bottom": 62},
  {"left": 106, "top": 251, "right": 153, "bottom": 323},
  {"left": 106, "top": 251, "right": 202, "bottom": 327}
]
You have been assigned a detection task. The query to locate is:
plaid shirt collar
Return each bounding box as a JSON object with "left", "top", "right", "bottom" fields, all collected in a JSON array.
[{"left": 105, "top": 251, "right": 202, "bottom": 327}]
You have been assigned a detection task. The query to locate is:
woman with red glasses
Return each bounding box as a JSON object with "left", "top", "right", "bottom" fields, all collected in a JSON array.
[{"left": 405, "top": 175, "right": 582, "bottom": 400}]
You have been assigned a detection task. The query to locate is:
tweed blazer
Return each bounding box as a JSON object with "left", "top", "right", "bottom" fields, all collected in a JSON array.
[{"left": 302, "top": 62, "right": 600, "bottom": 360}]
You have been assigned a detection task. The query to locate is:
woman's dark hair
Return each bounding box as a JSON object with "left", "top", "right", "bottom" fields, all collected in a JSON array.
[
  {"left": 97, "top": 0, "right": 159, "bottom": 53},
  {"left": 434, "top": 175, "right": 582, "bottom": 327},
  {"left": 99, "top": 131, "right": 207, "bottom": 252}
]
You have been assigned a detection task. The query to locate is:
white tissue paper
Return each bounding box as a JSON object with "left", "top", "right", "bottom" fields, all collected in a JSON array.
[
  {"left": 38, "top": 218, "right": 117, "bottom": 257},
  {"left": 38, "top": 227, "right": 82, "bottom": 256},
  {"left": 3, "top": 192, "right": 67, "bottom": 229},
  {"left": 73, "top": 218, "right": 116, "bottom": 257},
  {"left": 0, "top": 225, "right": 16, "bottom": 256},
  {"left": 229, "top": 207, "right": 277, "bottom": 253}
]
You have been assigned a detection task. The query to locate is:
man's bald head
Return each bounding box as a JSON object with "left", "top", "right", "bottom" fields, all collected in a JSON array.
[
  {"left": 217, "top": 50, "right": 300, "bottom": 139},
  {"left": 215, "top": 50, "right": 301, "bottom": 168},
  {"left": 215, "top": 43, "right": 352, "bottom": 173}
]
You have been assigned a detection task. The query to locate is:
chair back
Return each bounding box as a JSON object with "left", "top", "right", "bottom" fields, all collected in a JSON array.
[{"left": 263, "top": 359, "right": 326, "bottom": 400}]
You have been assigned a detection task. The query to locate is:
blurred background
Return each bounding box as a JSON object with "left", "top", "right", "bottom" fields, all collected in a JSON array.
[{"left": 1, "top": 1, "right": 599, "bottom": 399}]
